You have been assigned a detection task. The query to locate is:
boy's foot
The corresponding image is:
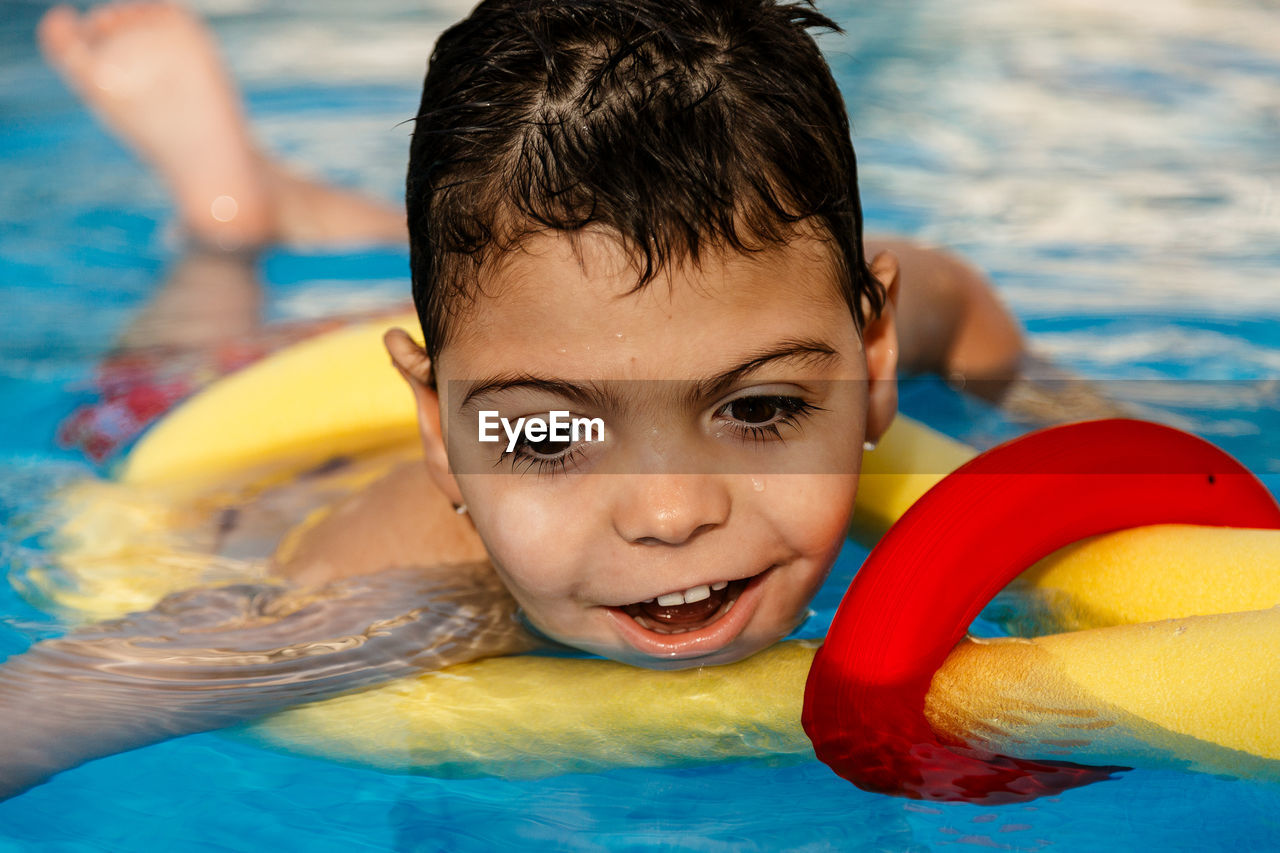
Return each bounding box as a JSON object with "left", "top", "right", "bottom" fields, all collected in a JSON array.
[{"left": 38, "top": 2, "right": 273, "bottom": 249}]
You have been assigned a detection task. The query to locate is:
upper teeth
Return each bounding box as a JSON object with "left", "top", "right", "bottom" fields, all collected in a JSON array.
[{"left": 652, "top": 580, "right": 729, "bottom": 607}]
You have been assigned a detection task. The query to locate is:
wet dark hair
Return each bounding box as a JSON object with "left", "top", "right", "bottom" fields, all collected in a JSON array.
[{"left": 407, "top": 0, "right": 883, "bottom": 362}]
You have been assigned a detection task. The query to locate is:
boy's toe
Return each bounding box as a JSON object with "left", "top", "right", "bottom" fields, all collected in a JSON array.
[
  {"left": 85, "top": 3, "right": 137, "bottom": 37},
  {"left": 37, "top": 5, "right": 88, "bottom": 75}
]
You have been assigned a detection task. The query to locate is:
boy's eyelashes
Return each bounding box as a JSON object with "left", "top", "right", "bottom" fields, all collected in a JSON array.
[
  {"left": 712, "top": 395, "right": 822, "bottom": 446},
  {"left": 506, "top": 438, "right": 588, "bottom": 477}
]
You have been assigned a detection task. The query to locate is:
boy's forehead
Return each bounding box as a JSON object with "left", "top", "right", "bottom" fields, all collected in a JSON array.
[
  {"left": 438, "top": 228, "right": 854, "bottom": 381},
  {"left": 498, "top": 224, "right": 841, "bottom": 277}
]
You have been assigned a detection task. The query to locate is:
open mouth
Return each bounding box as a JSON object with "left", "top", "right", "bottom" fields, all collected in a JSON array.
[
  {"left": 619, "top": 578, "right": 750, "bottom": 634},
  {"left": 603, "top": 568, "right": 774, "bottom": 661}
]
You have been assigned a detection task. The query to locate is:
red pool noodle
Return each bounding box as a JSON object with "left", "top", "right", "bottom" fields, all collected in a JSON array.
[{"left": 802, "top": 419, "right": 1280, "bottom": 804}]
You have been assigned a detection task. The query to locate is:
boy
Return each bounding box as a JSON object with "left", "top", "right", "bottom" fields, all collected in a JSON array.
[{"left": 2, "top": 0, "right": 1023, "bottom": 796}]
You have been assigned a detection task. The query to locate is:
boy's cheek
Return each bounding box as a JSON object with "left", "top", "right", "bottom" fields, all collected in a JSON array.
[
  {"left": 763, "top": 473, "right": 860, "bottom": 551},
  {"left": 462, "top": 481, "right": 589, "bottom": 597}
]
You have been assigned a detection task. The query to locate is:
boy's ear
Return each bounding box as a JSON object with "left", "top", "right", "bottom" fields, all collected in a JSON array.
[
  {"left": 863, "top": 251, "right": 901, "bottom": 445},
  {"left": 384, "top": 328, "right": 464, "bottom": 507}
]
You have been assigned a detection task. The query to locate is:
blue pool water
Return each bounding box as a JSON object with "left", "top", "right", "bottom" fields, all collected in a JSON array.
[{"left": 2, "top": 0, "right": 1279, "bottom": 849}]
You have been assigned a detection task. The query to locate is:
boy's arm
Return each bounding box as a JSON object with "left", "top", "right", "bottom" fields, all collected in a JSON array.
[
  {"left": 0, "top": 565, "right": 536, "bottom": 800},
  {"left": 868, "top": 238, "right": 1025, "bottom": 400},
  {"left": 874, "top": 238, "right": 1137, "bottom": 422}
]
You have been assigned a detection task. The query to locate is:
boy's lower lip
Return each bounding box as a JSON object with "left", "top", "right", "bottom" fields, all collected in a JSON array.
[{"left": 602, "top": 568, "right": 773, "bottom": 660}]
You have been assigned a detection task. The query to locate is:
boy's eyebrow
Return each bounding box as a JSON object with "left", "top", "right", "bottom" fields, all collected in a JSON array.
[
  {"left": 690, "top": 339, "right": 841, "bottom": 402},
  {"left": 457, "top": 375, "right": 617, "bottom": 412},
  {"left": 456, "top": 339, "right": 839, "bottom": 411}
]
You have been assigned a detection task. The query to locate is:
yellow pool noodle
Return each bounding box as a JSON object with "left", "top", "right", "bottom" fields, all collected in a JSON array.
[
  {"left": 1005, "top": 524, "right": 1280, "bottom": 632},
  {"left": 245, "top": 640, "right": 819, "bottom": 778},
  {"left": 52, "top": 315, "right": 1280, "bottom": 780},
  {"left": 247, "top": 606, "right": 1280, "bottom": 781},
  {"left": 851, "top": 416, "right": 976, "bottom": 540},
  {"left": 120, "top": 313, "right": 424, "bottom": 488},
  {"left": 926, "top": 607, "right": 1280, "bottom": 779}
]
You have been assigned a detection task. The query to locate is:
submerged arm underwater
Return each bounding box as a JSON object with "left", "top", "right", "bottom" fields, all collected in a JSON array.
[{"left": 0, "top": 564, "right": 536, "bottom": 800}]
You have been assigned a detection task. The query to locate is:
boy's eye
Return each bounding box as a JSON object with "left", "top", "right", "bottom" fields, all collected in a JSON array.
[
  {"left": 502, "top": 420, "right": 593, "bottom": 477},
  {"left": 728, "top": 397, "right": 782, "bottom": 425},
  {"left": 715, "top": 394, "right": 821, "bottom": 446},
  {"left": 522, "top": 436, "right": 573, "bottom": 458},
  {"left": 722, "top": 395, "right": 813, "bottom": 426}
]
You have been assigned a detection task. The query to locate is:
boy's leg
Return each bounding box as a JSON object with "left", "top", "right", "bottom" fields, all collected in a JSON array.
[
  {"left": 261, "top": 159, "right": 406, "bottom": 246},
  {"left": 117, "top": 247, "right": 263, "bottom": 351},
  {"left": 38, "top": 2, "right": 404, "bottom": 250}
]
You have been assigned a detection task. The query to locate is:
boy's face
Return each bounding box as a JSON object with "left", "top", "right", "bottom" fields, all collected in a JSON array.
[{"left": 398, "top": 230, "right": 898, "bottom": 669}]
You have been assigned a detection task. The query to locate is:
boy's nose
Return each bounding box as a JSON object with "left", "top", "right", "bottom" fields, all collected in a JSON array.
[{"left": 611, "top": 475, "right": 731, "bottom": 546}]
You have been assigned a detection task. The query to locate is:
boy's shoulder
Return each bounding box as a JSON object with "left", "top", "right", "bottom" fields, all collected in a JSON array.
[{"left": 268, "top": 455, "right": 488, "bottom": 587}]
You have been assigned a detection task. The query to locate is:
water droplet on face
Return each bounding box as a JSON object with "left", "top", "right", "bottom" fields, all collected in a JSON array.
[
  {"left": 751, "top": 478, "right": 766, "bottom": 493},
  {"left": 210, "top": 195, "right": 239, "bottom": 223}
]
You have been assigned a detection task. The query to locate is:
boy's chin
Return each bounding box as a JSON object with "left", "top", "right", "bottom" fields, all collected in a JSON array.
[
  {"left": 593, "top": 620, "right": 786, "bottom": 671},
  {"left": 611, "top": 638, "right": 774, "bottom": 671}
]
